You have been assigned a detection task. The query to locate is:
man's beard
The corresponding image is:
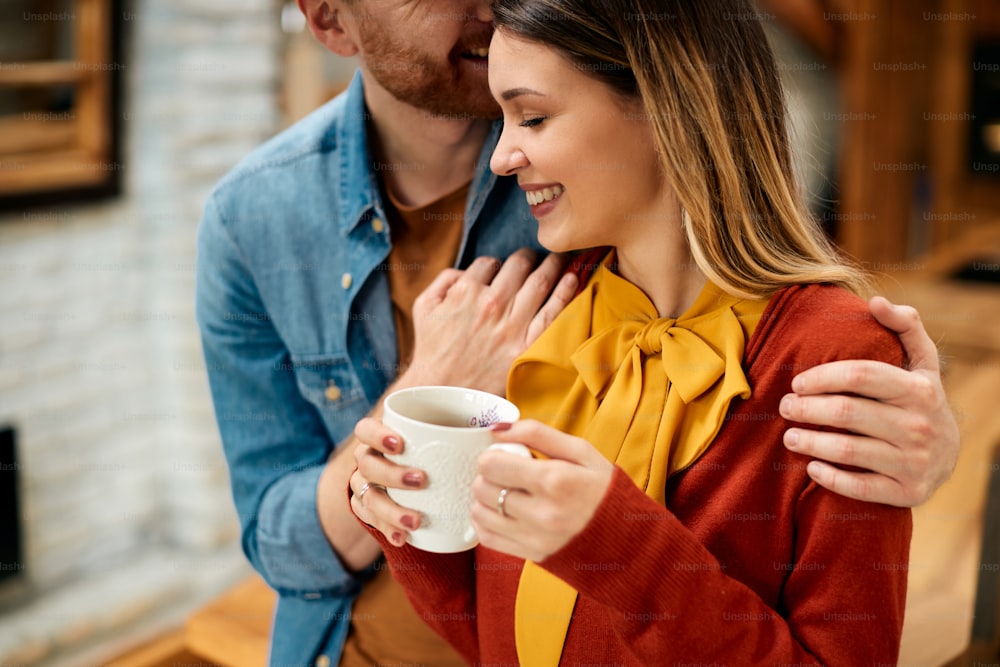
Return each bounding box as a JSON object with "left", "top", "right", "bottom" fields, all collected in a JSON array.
[{"left": 359, "top": 22, "right": 500, "bottom": 119}]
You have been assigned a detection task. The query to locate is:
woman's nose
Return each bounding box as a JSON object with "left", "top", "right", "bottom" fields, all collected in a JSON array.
[{"left": 490, "top": 130, "right": 528, "bottom": 176}]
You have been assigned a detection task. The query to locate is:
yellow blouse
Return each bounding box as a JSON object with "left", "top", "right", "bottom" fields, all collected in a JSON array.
[{"left": 506, "top": 253, "right": 770, "bottom": 666}]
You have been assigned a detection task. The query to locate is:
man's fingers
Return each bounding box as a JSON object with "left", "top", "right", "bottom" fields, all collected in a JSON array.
[
  {"left": 779, "top": 393, "right": 910, "bottom": 445},
  {"left": 507, "top": 251, "right": 567, "bottom": 332},
  {"left": 783, "top": 428, "right": 906, "bottom": 478},
  {"left": 464, "top": 254, "right": 505, "bottom": 285},
  {"left": 487, "top": 248, "right": 539, "bottom": 303},
  {"left": 525, "top": 270, "right": 578, "bottom": 345},
  {"left": 791, "top": 360, "right": 916, "bottom": 404},
  {"left": 414, "top": 267, "right": 464, "bottom": 312},
  {"left": 869, "top": 296, "right": 940, "bottom": 373},
  {"left": 803, "top": 460, "right": 913, "bottom": 507}
]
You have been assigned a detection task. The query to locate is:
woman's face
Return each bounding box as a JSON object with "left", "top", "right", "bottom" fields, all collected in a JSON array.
[{"left": 488, "top": 30, "right": 672, "bottom": 253}]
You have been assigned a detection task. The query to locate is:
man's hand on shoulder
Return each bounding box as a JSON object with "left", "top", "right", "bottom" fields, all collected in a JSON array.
[
  {"left": 401, "top": 248, "right": 578, "bottom": 396},
  {"left": 779, "top": 296, "right": 959, "bottom": 507}
]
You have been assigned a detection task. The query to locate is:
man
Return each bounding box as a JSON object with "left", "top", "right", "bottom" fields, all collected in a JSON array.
[{"left": 195, "top": 2, "right": 959, "bottom": 666}]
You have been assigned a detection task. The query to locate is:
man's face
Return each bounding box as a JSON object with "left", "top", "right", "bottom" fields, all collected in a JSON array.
[{"left": 349, "top": 1, "right": 499, "bottom": 118}]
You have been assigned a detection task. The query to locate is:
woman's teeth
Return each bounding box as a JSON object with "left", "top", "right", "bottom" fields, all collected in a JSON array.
[
  {"left": 526, "top": 185, "right": 564, "bottom": 206},
  {"left": 468, "top": 48, "right": 489, "bottom": 58}
]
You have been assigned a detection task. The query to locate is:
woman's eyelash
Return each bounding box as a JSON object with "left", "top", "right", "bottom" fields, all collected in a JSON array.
[{"left": 519, "top": 117, "right": 546, "bottom": 128}]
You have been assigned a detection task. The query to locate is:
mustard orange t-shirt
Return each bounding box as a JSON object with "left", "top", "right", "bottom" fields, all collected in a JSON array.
[{"left": 339, "top": 179, "right": 470, "bottom": 667}]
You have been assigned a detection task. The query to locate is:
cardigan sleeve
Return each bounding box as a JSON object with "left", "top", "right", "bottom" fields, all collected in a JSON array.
[
  {"left": 539, "top": 466, "right": 910, "bottom": 665},
  {"left": 361, "top": 522, "right": 481, "bottom": 664}
]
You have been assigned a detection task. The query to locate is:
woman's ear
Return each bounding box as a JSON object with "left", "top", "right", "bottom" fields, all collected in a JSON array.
[{"left": 296, "top": 0, "right": 360, "bottom": 58}]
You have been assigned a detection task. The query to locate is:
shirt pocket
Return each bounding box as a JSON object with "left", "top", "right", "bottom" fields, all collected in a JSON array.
[{"left": 290, "top": 354, "right": 369, "bottom": 435}]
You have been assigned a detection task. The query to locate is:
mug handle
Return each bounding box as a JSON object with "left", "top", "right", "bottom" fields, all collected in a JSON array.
[
  {"left": 462, "top": 443, "right": 533, "bottom": 544},
  {"left": 486, "top": 442, "right": 533, "bottom": 458}
]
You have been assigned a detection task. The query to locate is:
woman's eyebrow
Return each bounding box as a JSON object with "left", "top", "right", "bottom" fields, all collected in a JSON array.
[{"left": 500, "top": 87, "right": 546, "bottom": 101}]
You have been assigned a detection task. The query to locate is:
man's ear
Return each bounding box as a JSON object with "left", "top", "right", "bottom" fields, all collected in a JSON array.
[{"left": 296, "top": 0, "right": 360, "bottom": 58}]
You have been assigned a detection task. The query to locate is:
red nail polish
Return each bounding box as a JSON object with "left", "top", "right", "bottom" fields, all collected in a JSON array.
[
  {"left": 403, "top": 471, "right": 423, "bottom": 488},
  {"left": 401, "top": 515, "right": 416, "bottom": 530},
  {"left": 383, "top": 435, "right": 400, "bottom": 452},
  {"left": 391, "top": 531, "right": 404, "bottom": 545},
  {"left": 489, "top": 422, "right": 513, "bottom": 432}
]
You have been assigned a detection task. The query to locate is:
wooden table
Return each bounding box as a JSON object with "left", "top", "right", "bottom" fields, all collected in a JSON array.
[{"left": 184, "top": 575, "right": 275, "bottom": 667}]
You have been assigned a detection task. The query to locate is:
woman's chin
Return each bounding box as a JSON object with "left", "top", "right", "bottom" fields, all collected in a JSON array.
[{"left": 536, "top": 232, "right": 578, "bottom": 254}]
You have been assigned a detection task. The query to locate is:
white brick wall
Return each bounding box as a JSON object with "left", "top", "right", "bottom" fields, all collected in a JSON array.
[{"left": 0, "top": 0, "right": 284, "bottom": 663}]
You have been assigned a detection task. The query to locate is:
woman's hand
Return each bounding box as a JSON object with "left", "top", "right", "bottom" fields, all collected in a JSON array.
[
  {"left": 470, "top": 420, "right": 615, "bottom": 563},
  {"left": 349, "top": 417, "right": 426, "bottom": 547}
]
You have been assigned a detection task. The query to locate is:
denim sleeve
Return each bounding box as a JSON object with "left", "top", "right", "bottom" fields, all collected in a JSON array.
[{"left": 195, "top": 195, "right": 361, "bottom": 596}]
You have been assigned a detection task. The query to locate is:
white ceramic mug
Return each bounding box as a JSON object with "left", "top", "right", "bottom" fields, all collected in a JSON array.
[{"left": 382, "top": 386, "right": 531, "bottom": 553}]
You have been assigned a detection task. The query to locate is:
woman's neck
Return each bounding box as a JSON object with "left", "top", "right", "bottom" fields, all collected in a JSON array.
[{"left": 614, "top": 210, "right": 706, "bottom": 319}]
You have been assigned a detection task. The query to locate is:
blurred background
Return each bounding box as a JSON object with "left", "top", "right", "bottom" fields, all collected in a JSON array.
[{"left": 0, "top": 1, "right": 997, "bottom": 666}]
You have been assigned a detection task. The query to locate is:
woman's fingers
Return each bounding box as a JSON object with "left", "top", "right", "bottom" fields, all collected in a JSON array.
[
  {"left": 349, "top": 469, "right": 420, "bottom": 546},
  {"left": 355, "top": 442, "right": 426, "bottom": 490},
  {"left": 471, "top": 473, "right": 527, "bottom": 521},
  {"left": 354, "top": 416, "right": 405, "bottom": 455},
  {"left": 488, "top": 419, "right": 612, "bottom": 468}
]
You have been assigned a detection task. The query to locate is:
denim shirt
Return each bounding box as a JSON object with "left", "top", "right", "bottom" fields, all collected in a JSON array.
[{"left": 195, "top": 71, "right": 541, "bottom": 667}]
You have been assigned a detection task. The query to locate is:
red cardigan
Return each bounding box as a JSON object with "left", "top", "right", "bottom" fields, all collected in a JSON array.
[{"left": 365, "top": 283, "right": 912, "bottom": 666}]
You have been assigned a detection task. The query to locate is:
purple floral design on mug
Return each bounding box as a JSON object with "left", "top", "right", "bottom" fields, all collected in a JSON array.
[{"left": 469, "top": 404, "right": 500, "bottom": 427}]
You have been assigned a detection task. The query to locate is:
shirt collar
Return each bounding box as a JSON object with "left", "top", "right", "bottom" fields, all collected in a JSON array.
[{"left": 336, "top": 71, "right": 380, "bottom": 237}]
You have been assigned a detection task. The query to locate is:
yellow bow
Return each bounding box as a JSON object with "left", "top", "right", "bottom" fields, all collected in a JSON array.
[
  {"left": 572, "top": 316, "right": 728, "bottom": 402},
  {"left": 507, "top": 254, "right": 768, "bottom": 666}
]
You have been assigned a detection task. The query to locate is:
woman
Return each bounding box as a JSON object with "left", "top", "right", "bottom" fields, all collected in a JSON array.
[{"left": 350, "top": 0, "right": 911, "bottom": 664}]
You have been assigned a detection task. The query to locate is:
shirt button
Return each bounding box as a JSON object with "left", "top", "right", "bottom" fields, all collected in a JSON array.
[
  {"left": 371, "top": 217, "right": 385, "bottom": 234},
  {"left": 315, "top": 656, "right": 331, "bottom": 667},
  {"left": 325, "top": 384, "right": 342, "bottom": 402},
  {"left": 341, "top": 273, "right": 352, "bottom": 290}
]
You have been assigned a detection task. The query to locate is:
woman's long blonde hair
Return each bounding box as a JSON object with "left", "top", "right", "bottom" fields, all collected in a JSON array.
[{"left": 493, "top": 0, "right": 869, "bottom": 298}]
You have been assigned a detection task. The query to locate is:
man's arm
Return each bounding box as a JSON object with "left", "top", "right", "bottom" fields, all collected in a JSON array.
[
  {"left": 196, "top": 196, "right": 362, "bottom": 594},
  {"left": 781, "top": 296, "right": 959, "bottom": 507}
]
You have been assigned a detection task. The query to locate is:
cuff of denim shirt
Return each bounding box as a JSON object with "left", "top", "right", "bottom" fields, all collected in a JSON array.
[{"left": 255, "top": 464, "right": 364, "bottom": 597}]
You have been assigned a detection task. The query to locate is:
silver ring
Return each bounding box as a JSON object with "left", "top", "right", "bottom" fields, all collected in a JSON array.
[
  {"left": 497, "top": 487, "right": 510, "bottom": 518},
  {"left": 357, "top": 482, "right": 382, "bottom": 503}
]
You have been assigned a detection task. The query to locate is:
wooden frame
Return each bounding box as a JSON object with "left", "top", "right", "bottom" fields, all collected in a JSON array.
[{"left": 0, "top": 0, "right": 122, "bottom": 206}]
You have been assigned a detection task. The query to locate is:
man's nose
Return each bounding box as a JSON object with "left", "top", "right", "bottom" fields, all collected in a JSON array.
[{"left": 472, "top": 0, "right": 493, "bottom": 24}]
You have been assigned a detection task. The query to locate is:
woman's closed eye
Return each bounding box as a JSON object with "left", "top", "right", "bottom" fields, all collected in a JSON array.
[{"left": 519, "top": 116, "right": 546, "bottom": 128}]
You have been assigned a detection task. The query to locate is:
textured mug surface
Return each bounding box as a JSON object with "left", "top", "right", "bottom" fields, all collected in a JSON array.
[{"left": 383, "top": 386, "right": 528, "bottom": 553}]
